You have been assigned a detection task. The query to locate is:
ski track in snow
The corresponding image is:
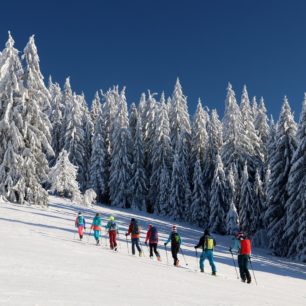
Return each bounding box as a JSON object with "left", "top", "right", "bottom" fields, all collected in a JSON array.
[{"left": 0, "top": 196, "right": 306, "bottom": 306}]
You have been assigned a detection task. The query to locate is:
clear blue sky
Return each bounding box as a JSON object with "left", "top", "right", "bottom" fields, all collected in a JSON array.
[{"left": 1, "top": 0, "right": 306, "bottom": 119}]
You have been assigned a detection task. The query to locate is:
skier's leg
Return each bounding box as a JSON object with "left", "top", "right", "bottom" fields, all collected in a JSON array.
[
  {"left": 135, "top": 238, "right": 141, "bottom": 253},
  {"left": 200, "top": 251, "right": 206, "bottom": 271},
  {"left": 109, "top": 231, "right": 114, "bottom": 249},
  {"left": 153, "top": 243, "right": 160, "bottom": 257},
  {"left": 238, "top": 255, "right": 245, "bottom": 281},
  {"left": 113, "top": 231, "right": 117, "bottom": 248},
  {"left": 131, "top": 238, "right": 136, "bottom": 255},
  {"left": 207, "top": 250, "right": 216, "bottom": 273},
  {"left": 149, "top": 244, "right": 154, "bottom": 257}
]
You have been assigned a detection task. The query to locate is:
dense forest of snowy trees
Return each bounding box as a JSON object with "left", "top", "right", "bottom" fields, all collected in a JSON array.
[{"left": 0, "top": 33, "right": 305, "bottom": 262}]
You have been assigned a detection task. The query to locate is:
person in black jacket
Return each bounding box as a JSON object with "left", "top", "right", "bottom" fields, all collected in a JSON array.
[{"left": 194, "top": 229, "right": 217, "bottom": 275}]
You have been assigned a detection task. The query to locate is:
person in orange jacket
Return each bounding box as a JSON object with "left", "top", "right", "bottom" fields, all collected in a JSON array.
[{"left": 125, "top": 218, "right": 143, "bottom": 256}]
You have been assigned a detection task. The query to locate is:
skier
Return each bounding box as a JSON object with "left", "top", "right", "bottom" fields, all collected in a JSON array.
[
  {"left": 125, "top": 218, "right": 143, "bottom": 256},
  {"left": 194, "top": 229, "right": 217, "bottom": 275},
  {"left": 230, "top": 231, "right": 252, "bottom": 283},
  {"left": 105, "top": 216, "right": 119, "bottom": 251},
  {"left": 91, "top": 213, "right": 102, "bottom": 245},
  {"left": 164, "top": 225, "right": 181, "bottom": 266},
  {"left": 75, "top": 212, "right": 86, "bottom": 240},
  {"left": 145, "top": 224, "right": 161, "bottom": 261}
]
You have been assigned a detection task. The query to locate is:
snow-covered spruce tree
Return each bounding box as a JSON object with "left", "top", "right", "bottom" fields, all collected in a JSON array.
[
  {"left": 190, "top": 156, "right": 209, "bottom": 228},
  {"left": 0, "top": 33, "right": 26, "bottom": 203},
  {"left": 170, "top": 130, "right": 191, "bottom": 220},
  {"left": 99, "top": 88, "right": 120, "bottom": 203},
  {"left": 169, "top": 78, "right": 191, "bottom": 152},
  {"left": 89, "top": 104, "right": 106, "bottom": 201},
  {"left": 239, "top": 163, "right": 257, "bottom": 235},
  {"left": 129, "top": 102, "right": 138, "bottom": 144},
  {"left": 204, "top": 109, "right": 223, "bottom": 199},
  {"left": 209, "top": 154, "right": 228, "bottom": 235},
  {"left": 49, "top": 150, "right": 81, "bottom": 202},
  {"left": 283, "top": 94, "right": 306, "bottom": 258},
  {"left": 240, "top": 85, "right": 263, "bottom": 172},
  {"left": 79, "top": 93, "right": 93, "bottom": 190},
  {"left": 91, "top": 91, "right": 102, "bottom": 126},
  {"left": 190, "top": 98, "right": 209, "bottom": 174},
  {"left": 226, "top": 201, "right": 239, "bottom": 235},
  {"left": 255, "top": 97, "right": 270, "bottom": 163},
  {"left": 151, "top": 96, "right": 172, "bottom": 214},
  {"left": 23, "top": 36, "right": 54, "bottom": 184},
  {"left": 109, "top": 88, "right": 132, "bottom": 208},
  {"left": 63, "top": 92, "right": 87, "bottom": 190},
  {"left": 49, "top": 79, "right": 64, "bottom": 162},
  {"left": 221, "top": 83, "right": 247, "bottom": 173},
  {"left": 265, "top": 97, "right": 297, "bottom": 256},
  {"left": 23, "top": 35, "right": 51, "bottom": 115},
  {"left": 130, "top": 114, "right": 148, "bottom": 210}
]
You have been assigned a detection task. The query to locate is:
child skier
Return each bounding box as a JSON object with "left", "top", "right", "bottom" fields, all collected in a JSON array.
[
  {"left": 105, "top": 215, "right": 119, "bottom": 251},
  {"left": 125, "top": 218, "right": 143, "bottom": 256},
  {"left": 164, "top": 225, "right": 181, "bottom": 266},
  {"left": 145, "top": 224, "right": 161, "bottom": 261},
  {"left": 194, "top": 229, "right": 217, "bottom": 275},
  {"left": 91, "top": 213, "right": 102, "bottom": 245},
  {"left": 230, "top": 231, "right": 252, "bottom": 283},
  {"left": 75, "top": 212, "right": 86, "bottom": 240}
]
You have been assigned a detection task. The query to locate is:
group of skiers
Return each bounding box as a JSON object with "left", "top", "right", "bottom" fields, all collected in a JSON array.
[{"left": 75, "top": 212, "right": 253, "bottom": 284}]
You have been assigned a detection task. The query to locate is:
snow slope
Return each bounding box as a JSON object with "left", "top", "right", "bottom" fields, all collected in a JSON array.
[{"left": 0, "top": 196, "right": 305, "bottom": 306}]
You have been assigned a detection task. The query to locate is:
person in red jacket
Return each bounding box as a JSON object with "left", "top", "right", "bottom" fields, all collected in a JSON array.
[
  {"left": 125, "top": 218, "right": 143, "bottom": 256},
  {"left": 145, "top": 224, "right": 161, "bottom": 261},
  {"left": 230, "top": 231, "right": 252, "bottom": 283}
]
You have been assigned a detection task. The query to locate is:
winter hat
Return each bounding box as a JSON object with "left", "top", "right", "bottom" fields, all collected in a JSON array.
[
  {"left": 109, "top": 216, "right": 115, "bottom": 221},
  {"left": 78, "top": 212, "right": 82, "bottom": 215},
  {"left": 204, "top": 229, "right": 210, "bottom": 236},
  {"left": 131, "top": 218, "right": 135, "bottom": 222},
  {"left": 95, "top": 213, "right": 100, "bottom": 217},
  {"left": 148, "top": 224, "right": 152, "bottom": 229},
  {"left": 172, "top": 225, "right": 177, "bottom": 232}
]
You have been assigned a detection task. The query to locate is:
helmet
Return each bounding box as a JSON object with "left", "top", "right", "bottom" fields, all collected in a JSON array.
[{"left": 109, "top": 216, "right": 115, "bottom": 221}]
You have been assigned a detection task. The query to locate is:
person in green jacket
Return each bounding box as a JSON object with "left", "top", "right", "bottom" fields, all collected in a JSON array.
[
  {"left": 91, "top": 213, "right": 102, "bottom": 245},
  {"left": 105, "top": 215, "right": 119, "bottom": 251}
]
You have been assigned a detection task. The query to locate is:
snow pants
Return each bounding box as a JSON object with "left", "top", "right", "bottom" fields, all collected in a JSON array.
[
  {"left": 131, "top": 238, "right": 142, "bottom": 255},
  {"left": 171, "top": 245, "right": 180, "bottom": 266},
  {"left": 93, "top": 230, "right": 101, "bottom": 242},
  {"left": 77, "top": 226, "right": 84, "bottom": 238},
  {"left": 109, "top": 230, "right": 117, "bottom": 249},
  {"left": 238, "top": 254, "right": 251, "bottom": 282},
  {"left": 149, "top": 243, "right": 160, "bottom": 258},
  {"left": 200, "top": 250, "right": 216, "bottom": 273}
]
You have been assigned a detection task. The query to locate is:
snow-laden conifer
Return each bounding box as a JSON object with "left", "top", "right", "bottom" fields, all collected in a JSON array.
[
  {"left": 109, "top": 88, "right": 132, "bottom": 208},
  {"left": 209, "top": 154, "right": 228, "bottom": 234},
  {"left": 265, "top": 97, "right": 297, "bottom": 256},
  {"left": 49, "top": 150, "right": 81, "bottom": 202},
  {"left": 91, "top": 91, "right": 102, "bottom": 126}
]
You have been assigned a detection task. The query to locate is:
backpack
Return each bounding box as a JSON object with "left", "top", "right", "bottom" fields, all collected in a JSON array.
[
  {"left": 78, "top": 216, "right": 84, "bottom": 225},
  {"left": 150, "top": 227, "right": 158, "bottom": 241},
  {"left": 205, "top": 236, "right": 216, "bottom": 250},
  {"left": 132, "top": 223, "right": 140, "bottom": 235},
  {"left": 109, "top": 221, "right": 117, "bottom": 231},
  {"left": 171, "top": 232, "right": 180, "bottom": 246}
]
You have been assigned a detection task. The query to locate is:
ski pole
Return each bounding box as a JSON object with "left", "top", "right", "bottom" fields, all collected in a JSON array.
[
  {"left": 164, "top": 244, "right": 169, "bottom": 265},
  {"left": 195, "top": 248, "right": 199, "bottom": 269},
  {"left": 230, "top": 250, "right": 239, "bottom": 279},
  {"left": 125, "top": 235, "right": 130, "bottom": 254},
  {"left": 249, "top": 257, "right": 258, "bottom": 285},
  {"left": 180, "top": 248, "right": 188, "bottom": 266},
  {"left": 104, "top": 231, "right": 108, "bottom": 248}
]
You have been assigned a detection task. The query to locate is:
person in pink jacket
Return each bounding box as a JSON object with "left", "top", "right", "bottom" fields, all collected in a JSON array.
[{"left": 145, "top": 224, "right": 161, "bottom": 261}]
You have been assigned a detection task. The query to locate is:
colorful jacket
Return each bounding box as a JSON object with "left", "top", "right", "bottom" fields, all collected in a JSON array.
[
  {"left": 126, "top": 222, "right": 141, "bottom": 239},
  {"left": 165, "top": 232, "right": 182, "bottom": 246},
  {"left": 230, "top": 238, "right": 252, "bottom": 255},
  {"left": 91, "top": 216, "right": 102, "bottom": 231},
  {"left": 145, "top": 226, "right": 158, "bottom": 244},
  {"left": 75, "top": 216, "right": 86, "bottom": 228},
  {"left": 195, "top": 235, "right": 216, "bottom": 251},
  {"left": 105, "top": 220, "right": 119, "bottom": 234}
]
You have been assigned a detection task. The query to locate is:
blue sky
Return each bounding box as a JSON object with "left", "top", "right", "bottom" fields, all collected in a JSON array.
[{"left": 1, "top": 0, "right": 306, "bottom": 119}]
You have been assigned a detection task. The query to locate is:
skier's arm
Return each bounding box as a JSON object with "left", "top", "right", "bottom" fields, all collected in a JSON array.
[
  {"left": 230, "top": 239, "right": 240, "bottom": 253},
  {"left": 126, "top": 224, "right": 132, "bottom": 236},
  {"left": 105, "top": 221, "right": 110, "bottom": 231},
  {"left": 164, "top": 233, "right": 171, "bottom": 245},
  {"left": 195, "top": 236, "right": 204, "bottom": 249},
  {"left": 75, "top": 217, "right": 78, "bottom": 227},
  {"left": 84, "top": 218, "right": 86, "bottom": 229},
  {"left": 145, "top": 229, "right": 150, "bottom": 243}
]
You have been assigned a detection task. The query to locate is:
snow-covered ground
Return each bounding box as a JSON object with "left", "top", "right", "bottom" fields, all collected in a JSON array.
[{"left": 0, "top": 196, "right": 305, "bottom": 306}]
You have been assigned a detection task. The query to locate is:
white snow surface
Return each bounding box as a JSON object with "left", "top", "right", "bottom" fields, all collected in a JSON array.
[{"left": 0, "top": 196, "right": 305, "bottom": 306}]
